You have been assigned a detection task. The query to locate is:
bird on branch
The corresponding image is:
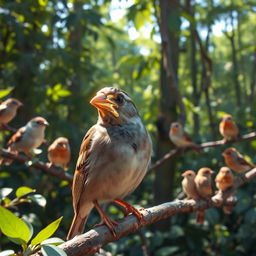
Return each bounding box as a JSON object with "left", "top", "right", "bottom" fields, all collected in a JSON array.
[{"left": 67, "top": 87, "right": 152, "bottom": 239}]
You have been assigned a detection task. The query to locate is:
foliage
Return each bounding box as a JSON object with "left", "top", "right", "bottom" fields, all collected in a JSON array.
[{"left": 1, "top": 0, "right": 256, "bottom": 255}]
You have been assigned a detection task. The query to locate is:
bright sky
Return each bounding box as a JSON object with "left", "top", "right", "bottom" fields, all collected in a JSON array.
[{"left": 109, "top": 0, "right": 230, "bottom": 42}]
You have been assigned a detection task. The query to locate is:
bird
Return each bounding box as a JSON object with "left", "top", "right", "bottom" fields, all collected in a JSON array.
[
  {"left": 181, "top": 170, "right": 200, "bottom": 200},
  {"left": 48, "top": 137, "right": 71, "bottom": 170},
  {"left": 194, "top": 167, "right": 214, "bottom": 224},
  {"left": 219, "top": 114, "right": 239, "bottom": 141},
  {"left": 67, "top": 87, "right": 152, "bottom": 240},
  {"left": 215, "top": 167, "right": 234, "bottom": 192},
  {"left": 215, "top": 167, "right": 235, "bottom": 214},
  {"left": 181, "top": 170, "right": 205, "bottom": 224},
  {"left": 1, "top": 117, "right": 49, "bottom": 165},
  {"left": 0, "top": 98, "right": 23, "bottom": 127},
  {"left": 169, "top": 122, "right": 200, "bottom": 152},
  {"left": 222, "top": 147, "right": 254, "bottom": 173}
]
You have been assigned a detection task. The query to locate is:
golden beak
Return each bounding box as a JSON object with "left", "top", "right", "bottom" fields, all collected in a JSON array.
[{"left": 90, "top": 94, "right": 119, "bottom": 118}]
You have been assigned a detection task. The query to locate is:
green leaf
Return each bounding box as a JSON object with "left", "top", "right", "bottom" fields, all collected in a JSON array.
[
  {"left": 0, "top": 250, "right": 15, "bottom": 256},
  {"left": 16, "top": 187, "right": 35, "bottom": 198},
  {"left": 28, "top": 194, "right": 47, "bottom": 207},
  {"left": 31, "top": 217, "right": 63, "bottom": 246},
  {"left": 41, "top": 237, "right": 65, "bottom": 246},
  {"left": 0, "top": 206, "right": 31, "bottom": 243},
  {"left": 0, "top": 88, "right": 13, "bottom": 99},
  {"left": 42, "top": 245, "right": 67, "bottom": 256},
  {"left": 0, "top": 188, "right": 13, "bottom": 199}
]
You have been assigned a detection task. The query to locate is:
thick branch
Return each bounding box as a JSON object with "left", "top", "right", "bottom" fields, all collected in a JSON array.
[
  {"left": 31, "top": 168, "right": 256, "bottom": 256},
  {"left": 0, "top": 149, "right": 73, "bottom": 184},
  {"left": 149, "top": 132, "right": 256, "bottom": 172}
]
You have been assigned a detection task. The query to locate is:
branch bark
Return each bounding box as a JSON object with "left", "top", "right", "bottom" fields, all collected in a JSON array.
[
  {"left": 148, "top": 132, "right": 256, "bottom": 172},
  {"left": 31, "top": 167, "right": 256, "bottom": 256},
  {"left": 0, "top": 149, "right": 73, "bottom": 184}
]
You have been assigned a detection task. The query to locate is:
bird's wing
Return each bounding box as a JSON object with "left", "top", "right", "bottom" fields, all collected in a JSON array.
[
  {"left": 7, "top": 127, "right": 26, "bottom": 147},
  {"left": 72, "top": 126, "right": 96, "bottom": 213},
  {"left": 184, "top": 132, "right": 193, "bottom": 142},
  {"left": 237, "top": 156, "right": 254, "bottom": 168}
]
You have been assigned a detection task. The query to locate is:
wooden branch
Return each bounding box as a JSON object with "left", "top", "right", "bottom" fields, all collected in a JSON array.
[
  {"left": 30, "top": 168, "right": 256, "bottom": 256},
  {"left": 148, "top": 132, "right": 256, "bottom": 172},
  {"left": 0, "top": 149, "right": 73, "bottom": 184}
]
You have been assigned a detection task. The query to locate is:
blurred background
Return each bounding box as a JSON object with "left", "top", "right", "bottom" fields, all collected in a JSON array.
[{"left": 1, "top": 0, "right": 256, "bottom": 255}]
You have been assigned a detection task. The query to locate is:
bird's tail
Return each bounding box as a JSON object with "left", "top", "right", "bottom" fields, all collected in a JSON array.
[
  {"left": 0, "top": 148, "right": 16, "bottom": 165},
  {"left": 67, "top": 214, "right": 88, "bottom": 240},
  {"left": 196, "top": 210, "right": 205, "bottom": 224}
]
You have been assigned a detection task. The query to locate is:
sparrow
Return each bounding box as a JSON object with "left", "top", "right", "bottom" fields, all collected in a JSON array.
[
  {"left": 0, "top": 98, "right": 23, "bottom": 127},
  {"left": 169, "top": 122, "right": 200, "bottom": 152},
  {"left": 215, "top": 167, "right": 234, "bottom": 192},
  {"left": 48, "top": 137, "right": 71, "bottom": 170},
  {"left": 222, "top": 147, "right": 254, "bottom": 173},
  {"left": 194, "top": 167, "right": 214, "bottom": 224},
  {"left": 181, "top": 170, "right": 200, "bottom": 200},
  {"left": 181, "top": 170, "right": 204, "bottom": 224},
  {"left": 1, "top": 117, "right": 49, "bottom": 165},
  {"left": 215, "top": 167, "right": 235, "bottom": 214},
  {"left": 67, "top": 87, "right": 152, "bottom": 240},
  {"left": 219, "top": 114, "right": 239, "bottom": 141}
]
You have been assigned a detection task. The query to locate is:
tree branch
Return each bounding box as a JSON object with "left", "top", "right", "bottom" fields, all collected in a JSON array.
[
  {"left": 0, "top": 149, "right": 73, "bottom": 184},
  {"left": 30, "top": 167, "right": 256, "bottom": 256},
  {"left": 148, "top": 132, "right": 256, "bottom": 172}
]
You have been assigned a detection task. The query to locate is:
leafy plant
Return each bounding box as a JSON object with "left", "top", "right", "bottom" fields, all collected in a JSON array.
[{"left": 0, "top": 207, "right": 65, "bottom": 256}]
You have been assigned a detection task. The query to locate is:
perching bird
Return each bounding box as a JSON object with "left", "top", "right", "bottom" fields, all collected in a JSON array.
[
  {"left": 0, "top": 98, "right": 23, "bottom": 127},
  {"left": 215, "top": 167, "right": 234, "bottom": 192},
  {"left": 169, "top": 122, "right": 200, "bottom": 152},
  {"left": 219, "top": 114, "right": 239, "bottom": 141},
  {"left": 67, "top": 87, "right": 152, "bottom": 239},
  {"left": 194, "top": 167, "right": 214, "bottom": 224},
  {"left": 1, "top": 117, "right": 49, "bottom": 165},
  {"left": 182, "top": 170, "right": 204, "bottom": 224},
  {"left": 182, "top": 170, "right": 200, "bottom": 200},
  {"left": 222, "top": 147, "right": 254, "bottom": 173},
  {"left": 48, "top": 137, "right": 71, "bottom": 170},
  {"left": 215, "top": 167, "right": 235, "bottom": 214}
]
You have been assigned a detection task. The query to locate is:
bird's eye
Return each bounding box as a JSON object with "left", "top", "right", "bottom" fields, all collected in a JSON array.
[
  {"left": 116, "top": 94, "right": 124, "bottom": 104},
  {"left": 36, "top": 121, "right": 41, "bottom": 125}
]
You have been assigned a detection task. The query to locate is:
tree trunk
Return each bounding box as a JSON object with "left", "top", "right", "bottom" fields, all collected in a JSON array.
[{"left": 153, "top": 0, "right": 180, "bottom": 232}]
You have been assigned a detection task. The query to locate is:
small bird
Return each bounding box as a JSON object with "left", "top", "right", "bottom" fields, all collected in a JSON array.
[
  {"left": 0, "top": 98, "right": 23, "bottom": 127},
  {"left": 67, "top": 87, "right": 152, "bottom": 240},
  {"left": 169, "top": 122, "right": 200, "bottom": 152},
  {"left": 215, "top": 167, "right": 234, "bottom": 192},
  {"left": 219, "top": 114, "right": 239, "bottom": 141},
  {"left": 1, "top": 117, "right": 49, "bottom": 165},
  {"left": 182, "top": 170, "right": 200, "bottom": 200},
  {"left": 48, "top": 137, "right": 71, "bottom": 170},
  {"left": 222, "top": 147, "right": 254, "bottom": 173},
  {"left": 215, "top": 167, "right": 235, "bottom": 214},
  {"left": 182, "top": 170, "right": 204, "bottom": 224},
  {"left": 194, "top": 167, "right": 214, "bottom": 224}
]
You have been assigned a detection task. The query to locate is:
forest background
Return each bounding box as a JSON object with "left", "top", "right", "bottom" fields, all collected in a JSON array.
[{"left": 1, "top": 0, "right": 256, "bottom": 255}]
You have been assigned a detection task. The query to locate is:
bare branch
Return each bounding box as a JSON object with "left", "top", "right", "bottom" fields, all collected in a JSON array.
[
  {"left": 149, "top": 132, "right": 256, "bottom": 172},
  {"left": 0, "top": 149, "right": 73, "bottom": 184}
]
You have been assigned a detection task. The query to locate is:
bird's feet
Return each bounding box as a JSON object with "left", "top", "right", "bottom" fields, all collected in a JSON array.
[{"left": 114, "top": 199, "right": 144, "bottom": 223}]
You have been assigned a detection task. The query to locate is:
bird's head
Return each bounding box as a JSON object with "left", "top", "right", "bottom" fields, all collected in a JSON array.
[
  {"left": 5, "top": 98, "right": 23, "bottom": 109},
  {"left": 182, "top": 170, "right": 196, "bottom": 179},
  {"left": 198, "top": 167, "right": 214, "bottom": 177},
  {"left": 55, "top": 137, "right": 70, "bottom": 150},
  {"left": 219, "top": 166, "right": 233, "bottom": 176},
  {"left": 90, "top": 87, "right": 139, "bottom": 125},
  {"left": 29, "top": 117, "right": 49, "bottom": 130},
  {"left": 170, "top": 122, "right": 183, "bottom": 136},
  {"left": 222, "top": 147, "right": 237, "bottom": 158},
  {"left": 222, "top": 114, "right": 233, "bottom": 121}
]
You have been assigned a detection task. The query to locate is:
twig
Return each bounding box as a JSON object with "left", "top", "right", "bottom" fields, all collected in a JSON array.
[
  {"left": 32, "top": 167, "right": 256, "bottom": 256},
  {"left": 0, "top": 149, "right": 73, "bottom": 184},
  {"left": 148, "top": 132, "right": 256, "bottom": 172}
]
